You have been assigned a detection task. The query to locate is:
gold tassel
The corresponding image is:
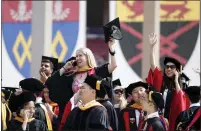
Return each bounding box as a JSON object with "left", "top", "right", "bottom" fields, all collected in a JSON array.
[
  {"left": 2, "top": 92, "right": 5, "bottom": 97},
  {"left": 180, "top": 65, "right": 183, "bottom": 73},
  {"left": 149, "top": 91, "right": 153, "bottom": 102},
  {"left": 96, "top": 80, "right": 101, "bottom": 90},
  {"left": 2, "top": 103, "right": 7, "bottom": 130}
]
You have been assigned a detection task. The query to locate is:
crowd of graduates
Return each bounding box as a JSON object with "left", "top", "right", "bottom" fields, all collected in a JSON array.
[{"left": 1, "top": 18, "right": 200, "bottom": 131}]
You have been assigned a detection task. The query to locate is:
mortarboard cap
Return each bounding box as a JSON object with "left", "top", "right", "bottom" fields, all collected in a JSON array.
[
  {"left": 164, "top": 57, "right": 182, "bottom": 71},
  {"left": 150, "top": 92, "right": 164, "bottom": 110},
  {"left": 180, "top": 73, "right": 190, "bottom": 88},
  {"left": 84, "top": 75, "right": 112, "bottom": 98},
  {"left": 184, "top": 86, "right": 200, "bottom": 97},
  {"left": 103, "top": 17, "right": 123, "bottom": 43},
  {"left": 42, "top": 56, "right": 58, "bottom": 72},
  {"left": 125, "top": 81, "right": 148, "bottom": 98},
  {"left": 146, "top": 85, "right": 164, "bottom": 110},
  {"left": 8, "top": 91, "right": 36, "bottom": 112},
  {"left": 180, "top": 73, "right": 190, "bottom": 82},
  {"left": 57, "top": 62, "right": 66, "bottom": 70},
  {"left": 1, "top": 87, "right": 19, "bottom": 101},
  {"left": 19, "top": 78, "right": 45, "bottom": 93},
  {"left": 112, "top": 79, "right": 122, "bottom": 88}
]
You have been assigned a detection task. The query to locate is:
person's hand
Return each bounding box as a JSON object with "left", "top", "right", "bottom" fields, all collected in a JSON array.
[
  {"left": 63, "top": 60, "right": 75, "bottom": 71},
  {"left": 39, "top": 69, "right": 48, "bottom": 82},
  {"left": 149, "top": 33, "right": 157, "bottom": 47},
  {"left": 20, "top": 109, "right": 29, "bottom": 122},
  {"left": 174, "top": 70, "right": 179, "bottom": 82}
]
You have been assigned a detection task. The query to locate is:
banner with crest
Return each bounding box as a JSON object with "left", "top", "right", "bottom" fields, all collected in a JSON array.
[
  {"left": 2, "top": 1, "right": 86, "bottom": 87},
  {"left": 110, "top": 1, "right": 200, "bottom": 86}
]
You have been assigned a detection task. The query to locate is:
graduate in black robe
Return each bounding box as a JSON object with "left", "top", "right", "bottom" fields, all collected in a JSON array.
[
  {"left": 139, "top": 86, "right": 166, "bottom": 131},
  {"left": 1, "top": 87, "right": 16, "bottom": 131},
  {"left": 7, "top": 91, "right": 47, "bottom": 131},
  {"left": 64, "top": 75, "right": 111, "bottom": 131},
  {"left": 96, "top": 77, "right": 118, "bottom": 131},
  {"left": 19, "top": 78, "right": 53, "bottom": 130},
  {"left": 175, "top": 86, "right": 200, "bottom": 131},
  {"left": 45, "top": 56, "right": 116, "bottom": 128},
  {"left": 119, "top": 82, "right": 149, "bottom": 131},
  {"left": 112, "top": 79, "right": 127, "bottom": 124}
]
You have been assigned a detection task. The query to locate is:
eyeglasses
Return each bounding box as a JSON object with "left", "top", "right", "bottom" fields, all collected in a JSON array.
[
  {"left": 165, "top": 65, "right": 176, "bottom": 69},
  {"left": 114, "top": 89, "right": 123, "bottom": 94}
]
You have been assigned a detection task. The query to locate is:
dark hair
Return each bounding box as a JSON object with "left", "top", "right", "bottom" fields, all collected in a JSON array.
[
  {"left": 42, "top": 59, "right": 54, "bottom": 69},
  {"left": 188, "top": 96, "right": 200, "bottom": 103},
  {"left": 162, "top": 69, "right": 183, "bottom": 91}
]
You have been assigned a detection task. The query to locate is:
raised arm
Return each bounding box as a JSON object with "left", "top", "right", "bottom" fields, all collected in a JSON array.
[
  {"left": 149, "top": 33, "right": 157, "bottom": 71},
  {"left": 108, "top": 39, "right": 117, "bottom": 74}
]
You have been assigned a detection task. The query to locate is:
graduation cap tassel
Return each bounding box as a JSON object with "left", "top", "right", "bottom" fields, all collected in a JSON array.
[{"left": 148, "top": 91, "right": 153, "bottom": 102}]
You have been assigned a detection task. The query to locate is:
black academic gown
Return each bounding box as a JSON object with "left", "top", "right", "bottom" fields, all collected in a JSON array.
[
  {"left": 175, "top": 106, "right": 200, "bottom": 131},
  {"left": 7, "top": 118, "right": 47, "bottom": 131},
  {"left": 160, "top": 85, "right": 173, "bottom": 119},
  {"left": 35, "top": 104, "right": 48, "bottom": 128},
  {"left": 97, "top": 99, "right": 119, "bottom": 131},
  {"left": 139, "top": 117, "right": 166, "bottom": 131},
  {"left": 45, "top": 64, "right": 111, "bottom": 128},
  {"left": 119, "top": 107, "right": 142, "bottom": 131},
  {"left": 64, "top": 106, "right": 110, "bottom": 131}
]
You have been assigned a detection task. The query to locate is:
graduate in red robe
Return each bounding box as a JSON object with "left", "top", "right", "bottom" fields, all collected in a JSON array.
[{"left": 146, "top": 33, "right": 188, "bottom": 131}]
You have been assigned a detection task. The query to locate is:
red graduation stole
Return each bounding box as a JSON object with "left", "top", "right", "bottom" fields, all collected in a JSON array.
[{"left": 186, "top": 109, "right": 200, "bottom": 131}]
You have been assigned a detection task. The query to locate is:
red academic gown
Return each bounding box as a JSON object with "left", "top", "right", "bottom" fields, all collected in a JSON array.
[{"left": 146, "top": 67, "right": 189, "bottom": 131}]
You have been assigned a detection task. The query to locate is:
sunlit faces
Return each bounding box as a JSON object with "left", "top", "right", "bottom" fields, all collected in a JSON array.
[
  {"left": 131, "top": 86, "right": 146, "bottom": 103},
  {"left": 165, "top": 62, "right": 177, "bottom": 78},
  {"left": 79, "top": 83, "right": 96, "bottom": 103},
  {"left": 76, "top": 51, "right": 88, "bottom": 68},
  {"left": 23, "top": 101, "right": 35, "bottom": 118},
  {"left": 40, "top": 62, "right": 53, "bottom": 76}
]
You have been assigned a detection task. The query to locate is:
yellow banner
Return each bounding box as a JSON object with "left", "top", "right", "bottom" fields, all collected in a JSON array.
[{"left": 116, "top": 1, "right": 200, "bottom": 22}]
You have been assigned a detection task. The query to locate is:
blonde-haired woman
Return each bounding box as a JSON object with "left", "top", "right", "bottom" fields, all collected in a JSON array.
[{"left": 45, "top": 39, "right": 117, "bottom": 130}]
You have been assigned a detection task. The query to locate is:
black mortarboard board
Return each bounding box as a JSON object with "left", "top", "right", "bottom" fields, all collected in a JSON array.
[
  {"left": 42, "top": 56, "right": 58, "bottom": 72},
  {"left": 180, "top": 73, "right": 190, "bottom": 82},
  {"left": 125, "top": 81, "right": 148, "bottom": 98},
  {"left": 184, "top": 86, "right": 200, "bottom": 97},
  {"left": 1, "top": 87, "right": 19, "bottom": 101},
  {"left": 112, "top": 79, "right": 122, "bottom": 88},
  {"left": 164, "top": 57, "right": 182, "bottom": 71},
  {"left": 19, "top": 78, "right": 45, "bottom": 93},
  {"left": 57, "top": 62, "right": 66, "bottom": 70},
  {"left": 8, "top": 91, "right": 36, "bottom": 112},
  {"left": 103, "top": 17, "right": 123, "bottom": 43},
  {"left": 180, "top": 73, "right": 190, "bottom": 88},
  {"left": 151, "top": 92, "right": 164, "bottom": 110},
  {"left": 84, "top": 75, "right": 112, "bottom": 98}
]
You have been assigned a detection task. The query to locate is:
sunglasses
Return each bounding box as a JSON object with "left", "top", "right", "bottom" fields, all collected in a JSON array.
[
  {"left": 165, "top": 65, "right": 176, "bottom": 69},
  {"left": 114, "top": 89, "right": 123, "bottom": 94}
]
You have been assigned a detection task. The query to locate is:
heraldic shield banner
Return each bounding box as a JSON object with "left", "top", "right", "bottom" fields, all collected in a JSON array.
[
  {"left": 110, "top": 1, "right": 200, "bottom": 86},
  {"left": 2, "top": 1, "right": 86, "bottom": 87}
]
